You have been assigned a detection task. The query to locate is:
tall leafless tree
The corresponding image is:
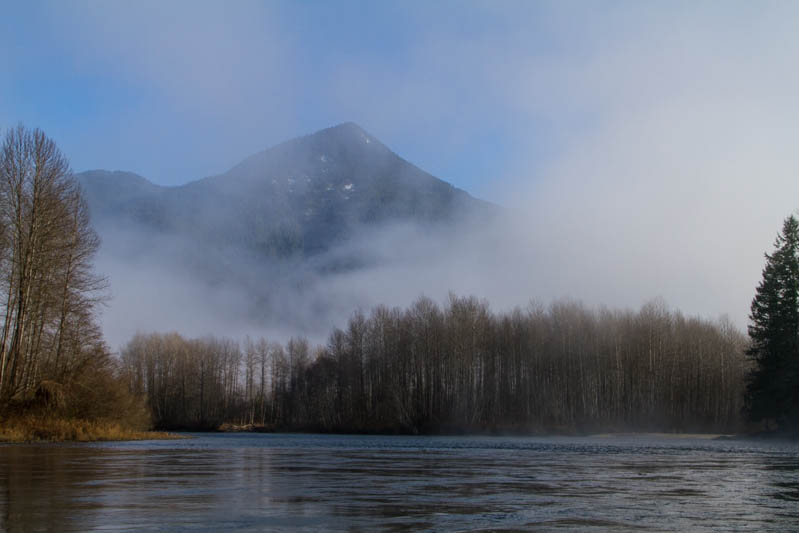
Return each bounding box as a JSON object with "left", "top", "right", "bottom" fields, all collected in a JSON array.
[{"left": 0, "top": 126, "right": 106, "bottom": 407}]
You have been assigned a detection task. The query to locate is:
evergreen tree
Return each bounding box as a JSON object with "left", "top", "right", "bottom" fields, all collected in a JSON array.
[{"left": 746, "top": 215, "right": 799, "bottom": 428}]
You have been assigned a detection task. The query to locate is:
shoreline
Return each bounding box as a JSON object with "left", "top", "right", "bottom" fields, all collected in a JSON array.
[
  {"left": 0, "top": 431, "right": 183, "bottom": 444},
  {"left": 198, "top": 425, "right": 747, "bottom": 440},
  {"left": 3, "top": 418, "right": 784, "bottom": 443},
  {"left": 0, "top": 415, "right": 185, "bottom": 443},
  {"left": 182, "top": 429, "right": 796, "bottom": 442},
  {"left": 3, "top": 428, "right": 789, "bottom": 443},
  {"left": 589, "top": 432, "right": 731, "bottom": 440}
]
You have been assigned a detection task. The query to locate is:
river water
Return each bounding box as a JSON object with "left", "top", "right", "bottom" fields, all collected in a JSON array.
[{"left": 1, "top": 433, "right": 798, "bottom": 531}]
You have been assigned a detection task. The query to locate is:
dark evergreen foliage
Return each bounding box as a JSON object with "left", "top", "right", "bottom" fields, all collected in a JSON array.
[{"left": 746, "top": 215, "right": 799, "bottom": 428}]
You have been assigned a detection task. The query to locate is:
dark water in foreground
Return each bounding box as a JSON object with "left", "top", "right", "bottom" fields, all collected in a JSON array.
[{"left": 1, "top": 433, "right": 799, "bottom": 531}]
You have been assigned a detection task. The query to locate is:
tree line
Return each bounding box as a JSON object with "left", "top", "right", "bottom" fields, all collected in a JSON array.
[{"left": 121, "top": 296, "right": 749, "bottom": 433}]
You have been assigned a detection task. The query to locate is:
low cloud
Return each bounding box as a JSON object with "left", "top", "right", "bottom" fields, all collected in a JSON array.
[{"left": 8, "top": 2, "right": 798, "bottom": 345}]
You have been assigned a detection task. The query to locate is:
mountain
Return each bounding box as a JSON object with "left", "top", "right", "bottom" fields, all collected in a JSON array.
[
  {"left": 77, "top": 122, "right": 495, "bottom": 261},
  {"left": 77, "top": 123, "right": 501, "bottom": 343}
]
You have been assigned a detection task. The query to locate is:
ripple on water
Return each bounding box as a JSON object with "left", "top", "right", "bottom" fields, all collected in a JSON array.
[{"left": 1, "top": 434, "right": 799, "bottom": 531}]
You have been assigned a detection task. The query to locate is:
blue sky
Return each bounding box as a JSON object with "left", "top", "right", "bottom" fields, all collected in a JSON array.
[
  {"left": 3, "top": 1, "right": 799, "bottom": 329},
  {"left": 1, "top": 1, "right": 611, "bottom": 198}
]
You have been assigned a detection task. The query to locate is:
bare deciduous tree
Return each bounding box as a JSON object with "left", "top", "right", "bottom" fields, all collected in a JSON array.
[
  {"left": 122, "top": 296, "right": 748, "bottom": 434},
  {"left": 0, "top": 126, "right": 107, "bottom": 407}
]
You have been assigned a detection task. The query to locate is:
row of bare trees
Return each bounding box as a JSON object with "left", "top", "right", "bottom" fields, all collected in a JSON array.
[
  {"left": 0, "top": 126, "right": 110, "bottom": 410},
  {"left": 122, "top": 296, "right": 749, "bottom": 433}
]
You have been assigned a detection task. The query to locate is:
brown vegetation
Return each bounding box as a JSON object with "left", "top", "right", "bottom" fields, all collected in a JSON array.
[
  {"left": 122, "top": 295, "right": 749, "bottom": 435},
  {"left": 0, "top": 414, "right": 175, "bottom": 442},
  {"left": 0, "top": 126, "right": 158, "bottom": 440},
  {"left": 0, "top": 352, "right": 168, "bottom": 442}
]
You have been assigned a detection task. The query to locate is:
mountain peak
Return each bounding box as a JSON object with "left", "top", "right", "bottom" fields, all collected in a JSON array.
[
  {"left": 78, "top": 123, "right": 496, "bottom": 257},
  {"left": 328, "top": 121, "right": 366, "bottom": 133},
  {"left": 308, "top": 122, "right": 382, "bottom": 150},
  {"left": 217, "top": 121, "right": 390, "bottom": 187}
]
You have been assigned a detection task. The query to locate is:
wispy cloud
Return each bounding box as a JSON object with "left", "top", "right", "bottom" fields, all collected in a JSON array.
[{"left": 5, "top": 1, "right": 799, "bottom": 343}]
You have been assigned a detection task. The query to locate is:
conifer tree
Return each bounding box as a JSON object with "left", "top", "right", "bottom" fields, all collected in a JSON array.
[{"left": 746, "top": 215, "right": 799, "bottom": 428}]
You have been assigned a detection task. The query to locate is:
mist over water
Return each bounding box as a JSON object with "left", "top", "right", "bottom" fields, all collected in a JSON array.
[
  {"left": 5, "top": 5, "right": 799, "bottom": 532},
  {"left": 5, "top": 4, "right": 799, "bottom": 531}
]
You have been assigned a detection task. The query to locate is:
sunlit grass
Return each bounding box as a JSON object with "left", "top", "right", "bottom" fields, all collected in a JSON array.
[{"left": 0, "top": 414, "right": 180, "bottom": 442}]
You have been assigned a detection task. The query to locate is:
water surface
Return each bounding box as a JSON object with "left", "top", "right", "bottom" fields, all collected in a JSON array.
[{"left": 2, "top": 433, "right": 798, "bottom": 531}]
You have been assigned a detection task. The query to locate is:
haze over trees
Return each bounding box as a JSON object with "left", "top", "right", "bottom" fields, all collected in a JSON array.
[
  {"left": 0, "top": 124, "right": 759, "bottom": 438},
  {"left": 0, "top": 125, "right": 147, "bottom": 435},
  {"left": 746, "top": 215, "right": 799, "bottom": 430},
  {"left": 121, "top": 296, "right": 748, "bottom": 434},
  {"left": 75, "top": 123, "right": 498, "bottom": 346}
]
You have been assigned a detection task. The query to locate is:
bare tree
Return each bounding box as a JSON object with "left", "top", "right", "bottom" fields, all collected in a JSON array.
[{"left": 0, "top": 126, "right": 106, "bottom": 406}]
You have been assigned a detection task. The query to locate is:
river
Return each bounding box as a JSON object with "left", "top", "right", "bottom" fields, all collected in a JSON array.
[{"left": 1, "top": 433, "right": 798, "bottom": 531}]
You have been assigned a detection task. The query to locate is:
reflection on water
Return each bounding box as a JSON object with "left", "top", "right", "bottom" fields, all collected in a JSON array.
[{"left": 1, "top": 434, "right": 799, "bottom": 531}]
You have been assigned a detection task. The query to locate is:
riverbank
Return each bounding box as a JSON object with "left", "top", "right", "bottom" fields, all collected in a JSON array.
[
  {"left": 217, "top": 422, "right": 276, "bottom": 433},
  {"left": 207, "top": 424, "right": 742, "bottom": 440},
  {"left": 0, "top": 414, "right": 181, "bottom": 443},
  {"left": 590, "top": 432, "right": 731, "bottom": 440}
]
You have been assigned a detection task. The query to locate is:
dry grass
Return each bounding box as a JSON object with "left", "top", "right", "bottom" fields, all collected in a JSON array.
[{"left": 0, "top": 414, "right": 180, "bottom": 443}]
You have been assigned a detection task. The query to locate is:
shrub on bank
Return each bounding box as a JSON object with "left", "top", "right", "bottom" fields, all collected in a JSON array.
[{"left": 0, "top": 414, "right": 176, "bottom": 442}]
